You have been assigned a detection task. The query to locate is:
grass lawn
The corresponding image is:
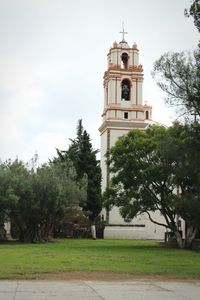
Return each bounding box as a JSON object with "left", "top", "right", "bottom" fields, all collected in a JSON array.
[{"left": 0, "top": 239, "right": 200, "bottom": 279}]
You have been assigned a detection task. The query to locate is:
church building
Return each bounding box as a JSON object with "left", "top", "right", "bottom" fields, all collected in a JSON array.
[{"left": 99, "top": 31, "right": 166, "bottom": 240}]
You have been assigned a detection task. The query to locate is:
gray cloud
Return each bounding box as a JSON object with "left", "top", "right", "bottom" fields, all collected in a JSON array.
[{"left": 0, "top": 0, "right": 198, "bottom": 162}]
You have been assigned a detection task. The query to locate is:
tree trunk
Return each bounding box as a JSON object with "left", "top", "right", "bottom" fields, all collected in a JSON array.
[
  {"left": 91, "top": 224, "right": 96, "bottom": 240},
  {"left": 174, "top": 230, "right": 184, "bottom": 249},
  {"left": 184, "top": 225, "right": 197, "bottom": 249},
  {"left": 0, "top": 224, "right": 7, "bottom": 241}
]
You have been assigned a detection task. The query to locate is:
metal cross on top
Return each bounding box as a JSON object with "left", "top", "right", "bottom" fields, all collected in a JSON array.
[{"left": 120, "top": 22, "right": 128, "bottom": 41}]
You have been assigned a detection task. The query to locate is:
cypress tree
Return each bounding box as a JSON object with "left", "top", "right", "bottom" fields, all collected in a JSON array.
[{"left": 57, "top": 120, "right": 102, "bottom": 238}]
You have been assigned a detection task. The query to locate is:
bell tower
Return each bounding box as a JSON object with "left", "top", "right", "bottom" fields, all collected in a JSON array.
[
  {"left": 99, "top": 31, "right": 153, "bottom": 223},
  {"left": 99, "top": 30, "right": 167, "bottom": 240}
]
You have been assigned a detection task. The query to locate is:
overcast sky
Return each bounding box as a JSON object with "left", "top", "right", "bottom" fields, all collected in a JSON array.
[{"left": 0, "top": 0, "right": 199, "bottom": 163}]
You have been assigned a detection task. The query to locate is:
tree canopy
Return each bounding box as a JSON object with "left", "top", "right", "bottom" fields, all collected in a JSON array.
[
  {"left": 152, "top": 51, "right": 200, "bottom": 121},
  {"left": 0, "top": 158, "right": 85, "bottom": 242},
  {"left": 104, "top": 124, "right": 200, "bottom": 248},
  {"left": 186, "top": 0, "right": 200, "bottom": 34}
]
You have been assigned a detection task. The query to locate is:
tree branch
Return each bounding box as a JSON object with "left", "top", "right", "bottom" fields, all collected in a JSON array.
[{"left": 146, "top": 211, "right": 168, "bottom": 228}]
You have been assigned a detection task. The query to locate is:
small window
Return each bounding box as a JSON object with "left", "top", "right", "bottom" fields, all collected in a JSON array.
[
  {"left": 145, "top": 111, "right": 149, "bottom": 119},
  {"left": 124, "top": 112, "right": 128, "bottom": 119}
]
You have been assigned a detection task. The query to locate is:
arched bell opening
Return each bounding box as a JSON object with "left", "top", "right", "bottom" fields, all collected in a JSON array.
[
  {"left": 121, "top": 79, "right": 131, "bottom": 101},
  {"left": 121, "top": 52, "right": 129, "bottom": 69}
]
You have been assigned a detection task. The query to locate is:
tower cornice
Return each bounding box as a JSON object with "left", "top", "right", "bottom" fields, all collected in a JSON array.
[
  {"left": 101, "top": 104, "right": 152, "bottom": 117},
  {"left": 99, "top": 119, "right": 148, "bottom": 135},
  {"left": 108, "top": 64, "right": 143, "bottom": 72}
]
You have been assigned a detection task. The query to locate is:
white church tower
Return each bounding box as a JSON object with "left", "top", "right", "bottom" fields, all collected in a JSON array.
[{"left": 99, "top": 29, "right": 166, "bottom": 239}]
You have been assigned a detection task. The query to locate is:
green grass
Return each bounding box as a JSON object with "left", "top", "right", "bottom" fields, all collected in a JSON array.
[{"left": 0, "top": 239, "right": 200, "bottom": 279}]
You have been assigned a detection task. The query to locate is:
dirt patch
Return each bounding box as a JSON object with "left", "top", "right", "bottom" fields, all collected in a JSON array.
[{"left": 39, "top": 271, "right": 196, "bottom": 282}]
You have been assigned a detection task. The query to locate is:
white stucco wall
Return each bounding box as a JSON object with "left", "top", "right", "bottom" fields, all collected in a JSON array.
[
  {"left": 110, "top": 128, "right": 128, "bottom": 146},
  {"left": 133, "top": 50, "right": 139, "bottom": 65},
  {"left": 104, "top": 211, "right": 166, "bottom": 240},
  {"left": 137, "top": 80, "right": 143, "bottom": 105},
  {"left": 138, "top": 111, "right": 144, "bottom": 119},
  {"left": 132, "top": 80, "right": 136, "bottom": 104},
  {"left": 121, "top": 100, "right": 131, "bottom": 108}
]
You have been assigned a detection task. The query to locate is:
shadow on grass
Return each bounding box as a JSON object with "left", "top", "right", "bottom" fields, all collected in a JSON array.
[
  {"left": 0, "top": 238, "right": 177, "bottom": 252},
  {"left": 59, "top": 239, "right": 168, "bottom": 251}
]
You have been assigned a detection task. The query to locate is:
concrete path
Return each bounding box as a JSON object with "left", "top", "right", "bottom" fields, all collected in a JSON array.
[{"left": 0, "top": 280, "right": 200, "bottom": 300}]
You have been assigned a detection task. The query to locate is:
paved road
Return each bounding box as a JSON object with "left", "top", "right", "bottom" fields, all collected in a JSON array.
[{"left": 0, "top": 280, "right": 200, "bottom": 300}]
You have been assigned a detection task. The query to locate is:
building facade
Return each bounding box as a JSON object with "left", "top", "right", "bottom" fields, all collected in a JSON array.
[{"left": 99, "top": 36, "right": 166, "bottom": 239}]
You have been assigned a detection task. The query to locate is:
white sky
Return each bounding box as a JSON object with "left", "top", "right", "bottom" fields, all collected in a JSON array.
[{"left": 0, "top": 0, "right": 199, "bottom": 163}]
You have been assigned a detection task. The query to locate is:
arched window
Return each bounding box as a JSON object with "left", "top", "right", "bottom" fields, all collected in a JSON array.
[
  {"left": 121, "top": 79, "right": 130, "bottom": 101},
  {"left": 121, "top": 52, "right": 129, "bottom": 69},
  {"left": 145, "top": 111, "right": 149, "bottom": 119}
]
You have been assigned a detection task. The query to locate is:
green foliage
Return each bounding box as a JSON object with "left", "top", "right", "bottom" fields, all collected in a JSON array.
[
  {"left": 151, "top": 3, "right": 200, "bottom": 247},
  {"left": 171, "top": 124, "right": 200, "bottom": 231},
  {"left": 56, "top": 120, "right": 102, "bottom": 222},
  {"left": 104, "top": 124, "right": 200, "bottom": 248},
  {"left": 152, "top": 1, "right": 200, "bottom": 122},
  {"left": 185, "top": 0, "right": 200, "bottom": 33},
  {"left": 0, "top": 158, "right": 84, "bottom": 242},
  {"left": 152, "top": 51, "right": 200, "bottom": 120}
]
